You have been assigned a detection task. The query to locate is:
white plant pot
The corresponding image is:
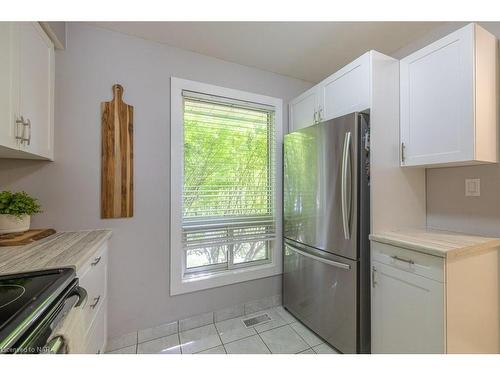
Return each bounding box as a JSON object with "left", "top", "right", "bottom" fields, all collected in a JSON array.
[{"left": 0, "top": 214, "right": 31, "bottom": 234}]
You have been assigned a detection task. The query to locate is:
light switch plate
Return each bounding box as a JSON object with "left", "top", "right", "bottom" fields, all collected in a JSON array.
[{"left": 465, "top": 178, "right": 480, "bottom": 197}]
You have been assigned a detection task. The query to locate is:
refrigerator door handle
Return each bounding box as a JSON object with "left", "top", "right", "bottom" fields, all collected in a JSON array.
[
  {"left": 286, "top": 243, "right": 351, "bottom": 270},
  {"left": 341, "top": 131, "right": 352, "bottom": 240}
]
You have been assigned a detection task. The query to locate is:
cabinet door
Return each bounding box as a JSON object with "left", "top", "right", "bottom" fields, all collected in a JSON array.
[
  {"left": 0, "top": 22, "right": 20, "bottom": 151},
  {"left": 371, "top": 261, "right": 445, "bottom": 353},
  {"left": 400, "top": 24, "right": 474, "bottom": 167},
  {"left": 289, "top": 87, "right": 318, "bottom": 132},
  {"left": 319, "top": 52, "right": 370, "bottom": 122},
  {"left": 84, "top": 300, "right": 107, "bottom": 354},
  {"left": 18, "top": 22, "right": 54, "bottom": 159}
]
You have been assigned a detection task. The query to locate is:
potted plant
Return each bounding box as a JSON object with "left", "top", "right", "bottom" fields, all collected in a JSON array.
[{"left": 0, "top": 191, "right": 42, "bottom": 234}]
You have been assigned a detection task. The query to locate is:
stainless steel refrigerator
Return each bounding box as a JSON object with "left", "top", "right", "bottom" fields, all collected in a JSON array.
[{"left": 283, "top": 112, "right": 370, "bottom": 354}]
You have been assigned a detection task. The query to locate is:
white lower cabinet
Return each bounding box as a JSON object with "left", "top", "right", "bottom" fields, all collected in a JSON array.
[
  {"left": 76, "top": 242, "right": 108, "bottom": 354},
  {"left": 371, "top": 261, "right": 445, "bottom": 353},
  {"left": 371, "top": 241, "right": 445, "bottom": 354},
  {"left": 84, "top": 299, "right": 107, "bottom": 354},
  {"left": 371, "top": 240, "right": 500, "bottom": 354}
]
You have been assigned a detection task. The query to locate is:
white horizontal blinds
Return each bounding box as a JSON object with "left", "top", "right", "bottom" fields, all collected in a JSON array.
[{"left": 182, "top": 90, "right": 276, "bottom": 269}]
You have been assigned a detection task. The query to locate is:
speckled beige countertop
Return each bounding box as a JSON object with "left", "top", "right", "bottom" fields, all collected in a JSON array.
[
  {"left": 369, "top": 229, "right": 500, "bottom": 258},
  {"left": 0, "top": 230, "right": 112, "bottom": 275}
]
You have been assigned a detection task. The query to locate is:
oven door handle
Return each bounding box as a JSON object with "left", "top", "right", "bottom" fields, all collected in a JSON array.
[
  {"left": 74, "top": 286, "right": 87, "bottom": 308},
  {"left": 46, "top": 335, "right": 66, "bottom": 354}
]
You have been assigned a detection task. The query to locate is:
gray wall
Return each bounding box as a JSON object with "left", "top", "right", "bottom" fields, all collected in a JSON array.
[
  {"left": 392, "top": 22, "right": 500, "bottom": 237},
  {"left": 0, "top": 23, "right": 312, "bottom": 337}
]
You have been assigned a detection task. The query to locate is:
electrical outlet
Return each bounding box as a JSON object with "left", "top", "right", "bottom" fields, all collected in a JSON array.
[{"left": 465, "top": 178, "right": 480, "bottom": 197}]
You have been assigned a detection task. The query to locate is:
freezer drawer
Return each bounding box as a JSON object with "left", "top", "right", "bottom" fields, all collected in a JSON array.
[{"left": 283, "top": 240, "right": 357, "bottom": 353}]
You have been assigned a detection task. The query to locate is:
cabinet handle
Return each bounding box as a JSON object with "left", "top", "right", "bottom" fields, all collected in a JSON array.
[
  {"left": 22, "top": 118, "right": 31, "bottom": 145},
  {"left": 313, "top": 110, "right": 318, "bottom": 124},
  {"left": 90, "top": 295, "right": 101, "bottom": 309},
  {"left": 401, "top": 142, "right": 406, "bottom": 163},
  {"left": 391, "top": 255, "right": 414, "bottom": 265},
  {"left": 15, "top": 116, "right": 25, "bottom": 142},
  {"left": 91, "top": 256, "right": 101, "bottom": 266},
  {"left": 372, "top": 266, "right": 377, "bottom": 287},
  {"left": 318, "top": 107, "right": 323, "bottom": 122}
]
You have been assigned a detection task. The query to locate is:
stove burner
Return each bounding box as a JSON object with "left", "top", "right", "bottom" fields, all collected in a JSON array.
[{"left": 0, "top": 285, "right": 26, "bottom": 309}]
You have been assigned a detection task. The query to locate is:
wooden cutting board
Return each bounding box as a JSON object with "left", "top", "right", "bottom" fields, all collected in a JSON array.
[
  {"left": 0, "top": 229, "right": 56, "bottom": 247},
  {"left": 101, "top": 84, "right": 134, "bottom": 218}
]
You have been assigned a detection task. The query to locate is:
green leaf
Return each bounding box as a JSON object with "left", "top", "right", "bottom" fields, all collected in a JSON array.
[{"left": 0, "top": 191, "right": 42, "bottom": 217}]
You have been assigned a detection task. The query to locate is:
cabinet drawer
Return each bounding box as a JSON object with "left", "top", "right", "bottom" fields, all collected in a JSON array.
[
  {"left": 371, "top": 241, "right": 444, "bottom": 282},
  {"left": 85, "top": 299, "right": 107, "bottom": 354},
  {"left": 79, "top": 244, "right": 107, "bottom": 333}
]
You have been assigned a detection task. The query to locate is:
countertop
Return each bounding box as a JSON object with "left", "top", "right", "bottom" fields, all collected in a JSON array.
[
  {"left": 0, "top": 230, "right": 112, "bottom": 275},
  {"left": 369, "top": 229, "right": 500, "bottom": 258}
]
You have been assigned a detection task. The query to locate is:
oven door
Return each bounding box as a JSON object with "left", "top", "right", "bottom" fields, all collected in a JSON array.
[{"left": 283, "top": 239, "right": 358, "bottom": 353}]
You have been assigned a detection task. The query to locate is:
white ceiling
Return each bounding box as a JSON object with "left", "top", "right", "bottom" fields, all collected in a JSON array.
[{"left": 91, "top": 22, "right": 445, "bottom": 83}]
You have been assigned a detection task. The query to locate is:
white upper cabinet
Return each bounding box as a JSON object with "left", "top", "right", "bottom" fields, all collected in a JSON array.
[
  {"left": 19, "top": 23, "right": 54, "bottom": 159},
  {"left": 289, "top": 86, "right": 321, "bottom": 132},
  {"left": 318, "top": 52, "right": 371, "bottom": 122},
  {"left": 400, "top": 23, "right": 498, "bottom": 167},
  {"left": 0, "top": 23, "right": 19, "bottom": 151},
  {"left": 0, "top": 22, "right": 54, "bottom": 160},
  {"left": 288, "top": 52, "right": 371, "bottom": 133}
]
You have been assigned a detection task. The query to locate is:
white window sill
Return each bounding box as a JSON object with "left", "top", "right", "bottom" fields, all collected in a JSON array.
[{"left": 170, "top": 261, "right": 281, "bottom": 296}]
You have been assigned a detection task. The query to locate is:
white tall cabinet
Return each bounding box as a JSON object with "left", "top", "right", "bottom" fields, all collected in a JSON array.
[
  {"left": 0, "top": 22, "right": 54, "bottom": 160},
  {"left": 400, "top": 23, "right": 498, "bottom": 167}
]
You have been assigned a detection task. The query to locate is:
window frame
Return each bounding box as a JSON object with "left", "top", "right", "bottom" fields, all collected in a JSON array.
[{"left": 170, "top": 77, "right": 283, "bottom": 296}]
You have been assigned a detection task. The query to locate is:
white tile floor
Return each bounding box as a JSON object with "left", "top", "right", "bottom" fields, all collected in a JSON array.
[{"left": 106, "top": 306, "right": 340, "bottom": 354}]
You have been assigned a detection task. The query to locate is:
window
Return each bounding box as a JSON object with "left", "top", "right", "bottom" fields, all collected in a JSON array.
[
  {"left": 183, "top": 92, "right": 275, "bottom": 274},
  {"left": 170, "top": 78, "right": 283, "bottom": 295}
]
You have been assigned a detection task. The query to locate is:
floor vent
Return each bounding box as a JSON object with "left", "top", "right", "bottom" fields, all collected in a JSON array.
[{"left": 242, "top": 313, "right": 271, "bottom": 328}]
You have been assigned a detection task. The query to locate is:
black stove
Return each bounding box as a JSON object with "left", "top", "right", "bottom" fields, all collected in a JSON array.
[{"left": 0, "top": 268, "right": 83, "bottom": 354}]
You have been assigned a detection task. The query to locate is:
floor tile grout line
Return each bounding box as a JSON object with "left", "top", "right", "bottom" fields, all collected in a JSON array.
[
  {"left": 259, "top": 323, "right": 313, "bottom": 354},
  {"left": 185, "top": 323, "right": 223, "bottom": 354},
  {"left": 137, "top": 331, "right": 183, "bottom": 346},
  {"left": 218, "top": 329, "right": 258, "bottom": 346},
  {"left": 288, "top": 322, "right": 318, "bottom": 349},
  {"left": 212, "top": 321, "right": 226, "bottom": 349},
  {"left": 256, "top": 331, "right": 274, "bottom": 354},
  {"left": 192, "top": 342, "right": 225, "bottom": 354}
]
